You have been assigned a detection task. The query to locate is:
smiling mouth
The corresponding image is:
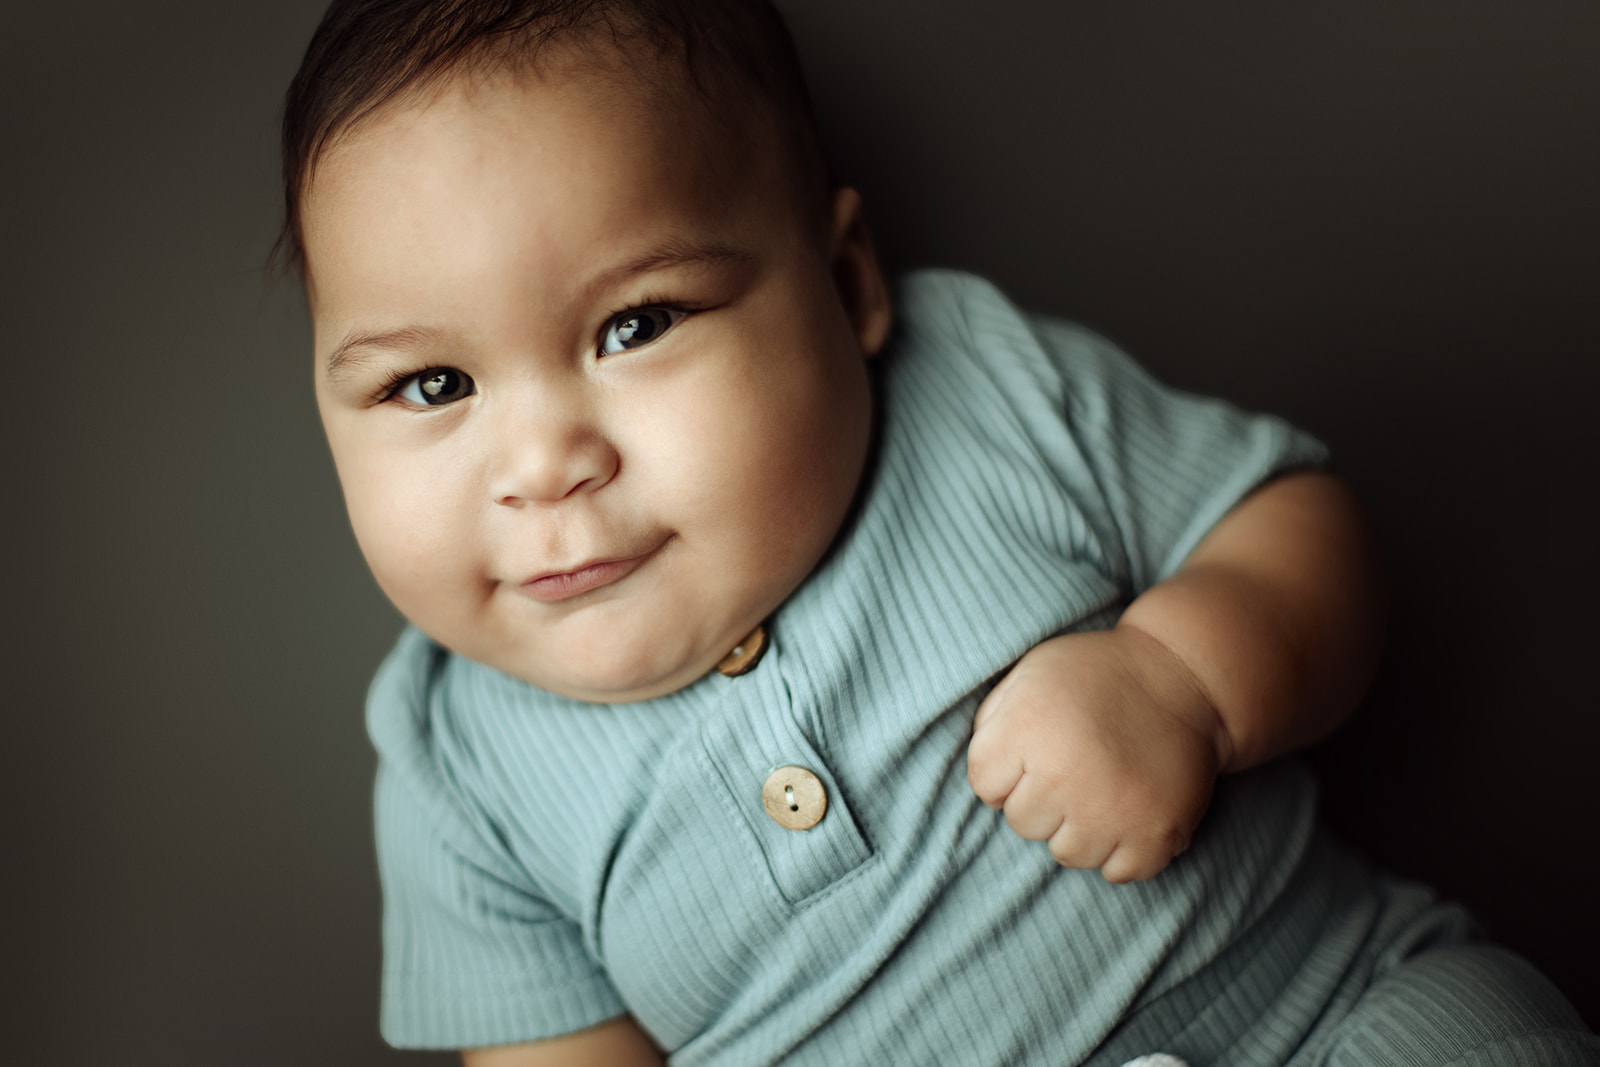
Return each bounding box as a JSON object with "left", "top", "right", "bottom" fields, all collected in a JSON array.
[{"left": 521, "top": 546, "right": 661, "bottom": 603}]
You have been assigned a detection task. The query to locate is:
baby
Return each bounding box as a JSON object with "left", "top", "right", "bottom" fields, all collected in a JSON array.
[{"left": 280, "top": 0, "right": 1599, "bottom": 1064}]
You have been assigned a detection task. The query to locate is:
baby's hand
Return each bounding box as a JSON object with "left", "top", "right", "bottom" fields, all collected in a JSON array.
[{"left": 966, "top": 628, "right": 1227, "bottom": 883}]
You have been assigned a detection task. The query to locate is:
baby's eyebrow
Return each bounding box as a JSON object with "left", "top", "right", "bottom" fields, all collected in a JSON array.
[
  {"left": 325, "top": 325, "right": 447, "bottom": 382},
  {"left": 588, "top": 237, "right": 756, "bottom": 295}
]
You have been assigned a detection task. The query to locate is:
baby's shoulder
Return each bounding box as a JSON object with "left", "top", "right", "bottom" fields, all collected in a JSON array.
[{"left": 888, "top": 269, "right": 1149, "bottom": 446}]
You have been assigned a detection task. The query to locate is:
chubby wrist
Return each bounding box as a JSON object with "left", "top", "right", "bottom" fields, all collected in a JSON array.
[
  {"left": 1112, "top": 472, "right": 1385, "bottom": 772},
  {"left": 1102, "top": 620, "right": 1235, "bottom": 773},
  {"left": 1114, "top": 554, "right": 1351, "bottom": 773}
]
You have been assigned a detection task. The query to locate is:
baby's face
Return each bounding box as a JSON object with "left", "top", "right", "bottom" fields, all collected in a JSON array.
[{"left": 304, "top": 55, "right": 885, "bottom": 703}]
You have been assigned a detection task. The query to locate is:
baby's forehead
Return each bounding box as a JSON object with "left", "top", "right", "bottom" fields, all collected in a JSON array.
[
  {"left": 320, "top": 49, "right": 821, "bottom": 251},
  {"left": 493, "top": 39, "right": 763, "bottom": 147},
  {"left": 280, "top": 1, "right": 829, "bottom": 278},
  {"left": 302, "top": 57, "right": 824, "bottom": 319}
]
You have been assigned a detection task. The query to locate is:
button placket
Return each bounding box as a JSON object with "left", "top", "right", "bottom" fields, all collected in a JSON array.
[{"left": 699, "top": 630, "right": 872, "bottom": 905}]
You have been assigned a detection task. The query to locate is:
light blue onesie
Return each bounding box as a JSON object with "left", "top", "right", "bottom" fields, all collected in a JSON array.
[{"left": 365, "top": 271, "right": 1598, "bottom": 1065}]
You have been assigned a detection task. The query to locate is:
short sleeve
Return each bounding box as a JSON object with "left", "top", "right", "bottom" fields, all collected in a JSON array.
[
  {"left": 912, "top": 271, "right": 1328, "bottom": 595},
  {"left": 367, "top": 629, "right": 626, "bottom": 1049},
  {"left": 1031, "top": 318, "right": 1328, "bottom": 590}
]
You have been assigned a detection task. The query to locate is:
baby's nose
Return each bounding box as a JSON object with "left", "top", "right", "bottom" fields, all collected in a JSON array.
[{"left": 488, "top": 401, "right": 618, "bottom": 506}]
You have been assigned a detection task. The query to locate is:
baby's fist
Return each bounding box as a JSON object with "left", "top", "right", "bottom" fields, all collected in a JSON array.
[{"left": 967, "top": 629, "right": 1224, "bottom": 883}]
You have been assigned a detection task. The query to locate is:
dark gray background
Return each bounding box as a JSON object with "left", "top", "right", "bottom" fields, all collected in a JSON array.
[{"left": 3, "top": 1, "right": 1595, "bottom": 1063}]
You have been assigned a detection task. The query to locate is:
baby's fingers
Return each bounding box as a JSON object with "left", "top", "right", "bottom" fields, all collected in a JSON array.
[
  {"left": 1045, "top": 822, "right": 1116, "bottom": 872},
  {"left": 997, "top": 772, "right": 1071, "bottom": 840},
  {"left": 965, "top": 720, "right": 1023, "bottom": 809},
  {"left": 1097, "top": 830, "right": 1190, "bottom": 884}
]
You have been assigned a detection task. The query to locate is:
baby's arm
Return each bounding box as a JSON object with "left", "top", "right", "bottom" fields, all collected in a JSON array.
[
  {"left": 967, "top": 471, "right": 1384, "bottom": 883},
  {"left": 461, "top": 1017, "right": 663, "bottom": 1067}
]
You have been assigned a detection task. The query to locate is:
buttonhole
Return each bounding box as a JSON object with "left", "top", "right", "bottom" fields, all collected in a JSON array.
[{"left": 785, "top": 784, "right": 799, "bottom": 812}]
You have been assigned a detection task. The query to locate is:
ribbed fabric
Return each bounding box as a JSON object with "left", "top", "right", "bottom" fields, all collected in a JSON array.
[{"left": 365, "top": 271, "right": 1596, "bottom": 1065}]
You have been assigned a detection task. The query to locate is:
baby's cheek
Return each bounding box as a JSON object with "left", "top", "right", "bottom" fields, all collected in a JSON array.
[{"left": 347, "top": 475, "right": 471, "bottom": 619}]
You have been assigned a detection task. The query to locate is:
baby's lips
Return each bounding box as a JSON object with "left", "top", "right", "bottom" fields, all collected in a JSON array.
[{"left": 521, "top": 554, "right": 644, "bottom": 602}]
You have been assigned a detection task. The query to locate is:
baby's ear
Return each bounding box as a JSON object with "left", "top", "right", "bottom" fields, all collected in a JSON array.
[{"left": 828, "top": 187, "right": 893, "bottom": 358}]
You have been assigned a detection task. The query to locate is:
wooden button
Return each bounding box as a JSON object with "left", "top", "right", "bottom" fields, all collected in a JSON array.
[
  {"left": 716, "top": 624, "right": 769, "bottom": 677},
  {"left": 762, "top": 766, "right": 827, "bottom": 831}
]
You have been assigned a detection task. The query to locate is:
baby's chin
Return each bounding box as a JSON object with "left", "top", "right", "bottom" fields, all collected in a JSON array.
[{"left": 476, "top": 633, "right": 731, "bottom": 705}]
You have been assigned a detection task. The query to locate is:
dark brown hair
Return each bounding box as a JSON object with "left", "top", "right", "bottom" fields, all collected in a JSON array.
[{"left": 273, "top": 0, "right": 827, "bottom": 277}]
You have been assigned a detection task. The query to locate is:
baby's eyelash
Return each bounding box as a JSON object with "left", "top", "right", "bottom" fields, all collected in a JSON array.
[
  {"left": 619, "top": 290, "right": 682, "bottom": 311},
  {"left": 608, "top": 295, "right": 701, "bottom": 321},
  {"left": 372, "top": 367, "right": 421, "bottom": 404}
]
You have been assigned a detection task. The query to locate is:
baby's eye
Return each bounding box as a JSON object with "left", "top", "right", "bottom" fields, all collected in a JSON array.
[
  {"left": 397, "top": 367, "right": 475, "bottom": 407},
  {"left": 600, "top": 307, "right": 686, "bottom": 356}
]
